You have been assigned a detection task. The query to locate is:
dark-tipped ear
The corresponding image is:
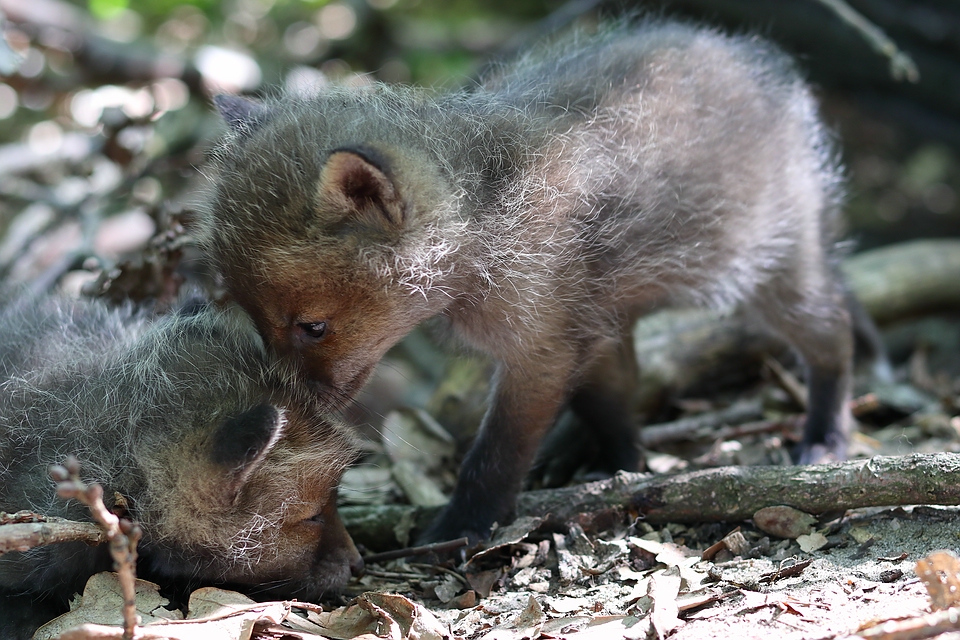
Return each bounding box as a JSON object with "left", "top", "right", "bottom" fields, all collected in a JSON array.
[
  {"left": 318, "top": 149, "right": 405, "bottom": 229},
  {"left": 210, "top": 403, "right": 284, "bottom": 499},
  {"left": 213, "top": 94, "right": 269, "bottom": 133}
]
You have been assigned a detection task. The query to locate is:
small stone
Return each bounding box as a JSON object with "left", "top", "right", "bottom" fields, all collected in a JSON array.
[{"left": 753, "top": 506, "right": 817, "bottom": 539}]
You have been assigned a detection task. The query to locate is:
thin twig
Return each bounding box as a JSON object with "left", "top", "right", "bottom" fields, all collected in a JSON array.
[
  {"left": 407, "top": 562, "right": 471, "bottom": 586},
  {"left": 764, "top": 356, "right": 808, "bottom": 410},
  {"left": 0, "top": 519, "right": 105, "bottom": 553},
  {"left": 362, "top": 536, "right": 469, "bottom": 564},
  {"left": 815, "top": 0, "right": 919, "bottom": 83},
  {"left": 50, "top": 456, "right": 141, "bottom": 640}
]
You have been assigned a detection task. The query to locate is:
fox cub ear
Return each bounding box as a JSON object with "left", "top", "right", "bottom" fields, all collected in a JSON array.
[
  {"left": 317, "top": 149, "right": 405, "bottom": 230},
  {"left": 213, "top": 94, "right": 268, "bottom": 133},
  {"left": 209, "top": 403, "right": 285, "bottom": 500}
]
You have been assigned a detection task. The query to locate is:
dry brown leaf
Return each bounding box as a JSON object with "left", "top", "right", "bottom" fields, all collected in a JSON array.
[
  {"left": 183, "top": 588, "right": 257, "bottom": 619},
  {"left": 514, "top": 595, "right": 545, "bottom": 629},
  {"left": 916, "top": 550, "right": 960, "bottom": 610},
  {"left": 576, "top": 615, "right": 650, "bottom": 640},
  {"left": 34, "top": 573, "right": 181, "bottom": 640},
  {"left": 629, "top": 537, "right": 706, "bottom": 592},
  {"left": 365, "top": 592, "right": 449, "bottom": 639},
  {"left": 476, "top": 599, "right": 544, "bottom": 640},
  {"left": 475, "top": 594, "right": 545, "bottom": 640},
  {"left": 630, "top": 537, "right": 700, "bottom": 572},
  {"left": 470, "top": 516, "right": 544, "bottom": 562},
  {"left": 735, "top": 590, "right": 818, "bottom": 620},
  {"left": 36, "top": 575, "right": 290, "bottom": 640},
  {"left": 797, "top": 532, "right": 829, "bottom": 553},
  {"left": 545, "top": 596, "right": 590, "bottom": 614},
  {"left": 466, "top": 568, "right": 504, "bottom": 598},
  {"left": 307, "top": 601, "right": 385, "bottom": 639},
  {"left": 540, "top": 616, "right": 592, "bottom": 636}
]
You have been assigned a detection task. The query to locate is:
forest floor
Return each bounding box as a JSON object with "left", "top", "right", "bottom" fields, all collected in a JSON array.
[{"left": 31, "top": 360, "right": 960, "bottom": 640}]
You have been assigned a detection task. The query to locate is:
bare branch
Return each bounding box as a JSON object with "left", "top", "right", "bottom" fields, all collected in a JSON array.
[
  {"left": 0, "top": 518, "right": 105, "bottom": 553},
  {"left": 50, "top": 457, "right": 141, "bottom": 640},
  {"left": 815, "top": 0, "right": 919, "bottom": 82}
]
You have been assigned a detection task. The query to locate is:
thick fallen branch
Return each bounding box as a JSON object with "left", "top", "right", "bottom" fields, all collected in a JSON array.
[
  {"left": 342, "top": 452, "right": 960, "bottom": 549},
  {"left": 842, "top": 240, "right": 960, "bottom": 324},
  {"left": 637, "top": 239, "right": 960, "bottom": 397},
  {"left": 523, "top": 452, "right": 960, "bottom": 525}
]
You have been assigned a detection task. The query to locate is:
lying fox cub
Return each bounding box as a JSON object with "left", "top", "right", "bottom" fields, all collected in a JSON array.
[
  {"left": 204, "top": 20, "right": 857, "bottom": 543},
  {"left": 0, "top": 292, "right": 359, "bottom": 639}
]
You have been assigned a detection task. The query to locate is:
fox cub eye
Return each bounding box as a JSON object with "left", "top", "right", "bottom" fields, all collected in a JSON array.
[{"left": 298, "top": 321, "right": 329, "bottom": 340}]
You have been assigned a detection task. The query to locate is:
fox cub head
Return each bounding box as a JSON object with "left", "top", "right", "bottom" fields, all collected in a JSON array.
[
  {"left": 139, "top": 375, "right": 362, "bottom": 597},
  {"left": 0, "top": 296, "right": 361, "bottom": 603},
  {"left": 201, "top": 94, "right": 464, "bottom": 406},
  {"left": 123, "top": 303, "right": 363, "bottom": 597}
]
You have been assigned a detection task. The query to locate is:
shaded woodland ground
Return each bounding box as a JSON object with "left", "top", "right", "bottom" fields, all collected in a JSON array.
[{"left": 3, "top": 0, "right": 960, "bottom": 638}]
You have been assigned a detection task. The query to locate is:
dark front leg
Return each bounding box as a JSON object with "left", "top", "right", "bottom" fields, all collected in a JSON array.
[
  {"left": 795, "top": 365, "right": 852, "bottom": 464},
  {"left": 531, "top": 329, "right": 642, "bottom": 487},
  {"left": 570, "top": 327, "right": 641, "bottom": 475},
  {"left": 420, "top": 360, "right": 571, "bottom": 543}
]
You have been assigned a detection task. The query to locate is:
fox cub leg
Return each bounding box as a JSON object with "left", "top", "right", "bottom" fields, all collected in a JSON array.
[
  {"left": 529, "top": 326, "right": 642, "bottom": 486},
  {"left": 753, "top": 265, "right": 854, "bottom": 464},
  {"left": 569, "top": 326, "right": 642, "bottom": 475},
  {"left": 420, "top": 346, "right": 578, "bottom": 544},
  {"left": 421, "top": 328, "right": 644, "bottom": 543},
  {"left": 570, "top": 322, "right": 641, "bottom": 475}
]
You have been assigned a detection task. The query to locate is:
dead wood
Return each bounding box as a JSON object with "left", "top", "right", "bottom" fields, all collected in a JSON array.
[
  {"left": 629, "top": 238, "right": 960, "bottom": 408},
  {"left": 842, "top": 239, "right": 960, "bottom": 324},
  {"left": 523, "top": 452, "right": 960, "bottom": 526},
  {"left": 362, "top": 537, "right": 469, "bottom": 564},
  {"left": 625, "top": 0, "right": 960, "bottom": 128},
  {"left": 0, "top": 0, "right": 204, "bottom": 95},
  {"left": 854, "top": 605, "right": 960, "bottom": 640},
  {"left": 640, "top": 394, "right": 877, "bottom": 448},
  {"left": 0, "top": 519, "right": 105, "bottom": 553},
  {"left": 343, "top": 452, "right": 960, "bottom": 549},
  {"left": 638, "top": 399, "right": 765, "bottom": 448}
]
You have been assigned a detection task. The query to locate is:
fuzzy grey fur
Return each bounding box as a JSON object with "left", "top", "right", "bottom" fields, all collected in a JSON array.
[
  {"left": 0, "top": 292, "right": 359, "bottom": 639},
  {"left": 202, "top": 20, "right": 855, "bottom": 542}
]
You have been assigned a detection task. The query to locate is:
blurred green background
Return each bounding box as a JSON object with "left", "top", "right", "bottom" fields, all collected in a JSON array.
[{"left": 1, "top": 0, "right": 958, "bottom": 260}]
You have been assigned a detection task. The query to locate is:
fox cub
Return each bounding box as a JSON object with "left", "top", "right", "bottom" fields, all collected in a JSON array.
[
  {"left": 0, "top": 292, "right": 360, "bottom": 639},
  {"left": 204, "top": 20, "right": 856, "bottom": 543}
]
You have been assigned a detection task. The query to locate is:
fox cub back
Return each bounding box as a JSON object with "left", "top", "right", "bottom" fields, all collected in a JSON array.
[
  {"left": 203, "top": 20, "right": 856, "bottom": 543},
  {"left": 0, "top": 292, "right": 360, "bottom": 639}
]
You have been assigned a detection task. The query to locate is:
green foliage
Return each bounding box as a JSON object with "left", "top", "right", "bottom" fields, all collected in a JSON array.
[{"left": 88, "top": 0, "right": 128, "bottom": 20}]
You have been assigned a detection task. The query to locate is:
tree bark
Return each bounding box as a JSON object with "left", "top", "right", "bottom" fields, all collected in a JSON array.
[{"left": 342, "top": 452, "right": 960, "bottom": 550}]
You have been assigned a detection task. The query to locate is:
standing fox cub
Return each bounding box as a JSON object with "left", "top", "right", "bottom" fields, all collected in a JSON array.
[
  {"left": 204, "top": 21, "right": 856, "bottom": 543},
  {"left": 0, "top": 292, "right": 359, "bottom": 639}
]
